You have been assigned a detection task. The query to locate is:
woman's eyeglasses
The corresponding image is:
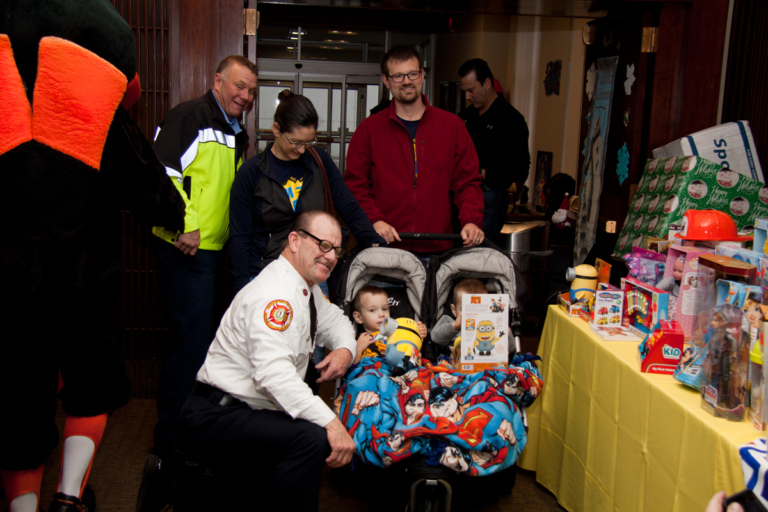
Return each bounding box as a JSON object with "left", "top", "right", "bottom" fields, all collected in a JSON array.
[{"left": 283, "top": 133, "right": 317, "bottom": 148}]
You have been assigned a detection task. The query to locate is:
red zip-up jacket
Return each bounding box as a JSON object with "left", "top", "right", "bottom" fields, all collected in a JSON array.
[{"left": 345, "top": 95, "right": 483, "bottom": 253}]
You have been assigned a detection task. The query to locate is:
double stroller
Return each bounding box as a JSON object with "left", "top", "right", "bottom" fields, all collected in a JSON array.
[{"left": 333, "top": 240, "right": 544, "bottom": 511}]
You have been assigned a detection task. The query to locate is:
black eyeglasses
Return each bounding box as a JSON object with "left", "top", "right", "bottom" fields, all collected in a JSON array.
[
  {"left": 298, "top": 229, "right": 345, "bottom": 258},
  {"left": 386, "top": 70, "right": 422, "bottom": 83}
]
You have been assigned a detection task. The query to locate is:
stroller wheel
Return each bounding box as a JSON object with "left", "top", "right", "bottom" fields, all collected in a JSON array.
[{"left": 408, "top": 478, "right": 452, "bottom": 512}]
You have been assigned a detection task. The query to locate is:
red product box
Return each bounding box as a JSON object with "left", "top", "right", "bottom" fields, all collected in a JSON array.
[{"left": 638, "top": 320, "right": 685, "bottom": 374}]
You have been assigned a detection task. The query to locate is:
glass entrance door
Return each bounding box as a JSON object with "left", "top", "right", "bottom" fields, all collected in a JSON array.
[{"left": 254, "top": 59, "right": 382, "bottom": 173}]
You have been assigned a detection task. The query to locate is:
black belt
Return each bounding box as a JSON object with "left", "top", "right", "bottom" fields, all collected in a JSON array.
[{"left": 192, "top": 381, "right": 241, "bottom": 408}]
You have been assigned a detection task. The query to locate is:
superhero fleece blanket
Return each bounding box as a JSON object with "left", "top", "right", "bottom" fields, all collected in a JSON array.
[{"left": 336, "top": 351, "right": 543, "bottom": 476}]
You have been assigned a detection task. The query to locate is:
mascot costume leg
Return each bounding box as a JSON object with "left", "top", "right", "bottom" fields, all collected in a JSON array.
[{"left": 0, "top": 1, "right": 186, "bottom": 511}]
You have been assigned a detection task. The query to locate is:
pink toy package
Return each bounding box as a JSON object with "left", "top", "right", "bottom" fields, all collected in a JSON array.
[{"left": 655, "top": 245, "right": 714, "bottom": 338}]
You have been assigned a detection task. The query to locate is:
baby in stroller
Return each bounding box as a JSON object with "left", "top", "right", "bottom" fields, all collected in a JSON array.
[
  {"left": 431, "top": 278, "right": 487, "bottom": 360},
  {"left": 351, "top": 284, "right": 428, "bottom": 363}
]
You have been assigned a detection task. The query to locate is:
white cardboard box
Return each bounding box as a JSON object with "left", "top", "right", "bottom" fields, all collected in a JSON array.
[
  {"left": 460, "top": 293, "right": 509, "bottom": 372},
  {"left": 652, "top": 121, "right": 764, "bottom": 183}
]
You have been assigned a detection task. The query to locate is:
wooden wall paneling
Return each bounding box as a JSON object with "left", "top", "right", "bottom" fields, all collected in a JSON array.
[
  {"left": 645, "top": 0, "right": 731, "bottom": 153},
  {"left": 628, "top": 9, "right": 656, "bottom": 180},
  {"left": 170, "top": 0, "right": 245, "bottom": 107},
  {"left": 111, "top": 0, "right": 172, "bottom": 397},
  {"left": 645, "top": 2, "right": 687, "bottom": 154},
  {"left": 678, "top": 0, "right": 730, "bottom": 137},
  {"left": 722, "top": 0, "right": 768, "bottom": 169}
]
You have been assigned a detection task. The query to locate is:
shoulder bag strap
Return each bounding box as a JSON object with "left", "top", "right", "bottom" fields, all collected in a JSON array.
[{"left": 307, "top": 146, "right": 337, "bottom": 218}]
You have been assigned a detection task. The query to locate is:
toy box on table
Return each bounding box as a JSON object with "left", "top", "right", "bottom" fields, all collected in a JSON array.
[
  {"left": 699, "top": 303, "right": 749, "bottom": 421},
  {"left": 592, "top": 284, "right": 624, "bottom": 327},
  {"left": 621, "top": 277, "right": 670, "bottom": 337},
  {"left": 698, "top": 254, "right": 758, "bottom": 312},
  {"left": 656, "top": 245, "right": 714, "bottom": 338},
  {"left": 558, "top": 292, "right": 590, "bottom": 317},
  {"left": 754, "top": 218, "right": 768, "bottom": 254},
  {"left": 613, "top": 155, "right": 768, "bottom": 258},
  {"left": 749, "top": 322, "right": 766, "bottom": 430},
  {"left": 459, "top": 293, "right": 509, "bottom": 373},
  {"left": 590, "top": 324, "right": 642, "bottom": 342},
  {"left": 638, "top": 320, "right": 684, "bottom": 374},
  {"left": 714, "top": 245, "right": 767, "bottom": 303}
]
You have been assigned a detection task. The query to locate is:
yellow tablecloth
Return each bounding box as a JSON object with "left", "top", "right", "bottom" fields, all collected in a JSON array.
[{"left": 518, "top": 305, "right": 763, "bottom": 512}]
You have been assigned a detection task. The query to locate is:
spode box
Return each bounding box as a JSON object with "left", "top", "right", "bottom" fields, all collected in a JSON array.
[
  {"left": 613, "top": 155, "right": 768, "bottom": 258},
  {"left": 651, "top": 121, "right": 764, "bottom": 183}
]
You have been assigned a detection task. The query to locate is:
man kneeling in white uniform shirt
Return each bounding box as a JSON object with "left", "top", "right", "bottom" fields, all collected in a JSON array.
[{"left": 178, "top": 209, "right": 355, "bottom": 511}]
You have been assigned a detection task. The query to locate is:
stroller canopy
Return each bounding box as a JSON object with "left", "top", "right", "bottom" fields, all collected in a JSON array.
[
  {"left": 337, "top": 247, "right": 427, "bottom": 322},
  {"left": 432, "top": 247, "right": 523, "bottom": 318}
]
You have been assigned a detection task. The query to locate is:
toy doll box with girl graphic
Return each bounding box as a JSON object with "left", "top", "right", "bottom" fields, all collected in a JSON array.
[
  {"left": 460, "top": 293, "right": 509, "bottom": 372},
  {"left": 613, "top": 155, "right": 768, "bottom": 259},
  {"left": 620, "top": 277, "right": 670, "bottom": 337},
  {"left": 657, "top": 245, "right": 714, "bottom": 338}
]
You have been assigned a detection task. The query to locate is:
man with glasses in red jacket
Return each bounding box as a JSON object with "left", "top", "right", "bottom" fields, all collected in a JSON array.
[{"left": 345, "top": 46, "right": 484, "bottom": 255}]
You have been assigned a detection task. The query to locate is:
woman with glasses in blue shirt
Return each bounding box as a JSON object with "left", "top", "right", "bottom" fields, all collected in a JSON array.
[{"left": 230, "top": 90, "right": 384, "bottom": 295}]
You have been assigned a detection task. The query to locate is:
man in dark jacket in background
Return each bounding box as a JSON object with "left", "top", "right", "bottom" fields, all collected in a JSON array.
[{"left": 459, "top": 58, "right": 530, "bottom": 243}]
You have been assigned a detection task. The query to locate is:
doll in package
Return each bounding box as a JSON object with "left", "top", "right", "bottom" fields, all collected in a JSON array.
[
  {"left": 699, "top": 303, "right": 748, "bottom": 420},
  {"left": 674, "top": 304, "right": 739, "bottom": 391}
]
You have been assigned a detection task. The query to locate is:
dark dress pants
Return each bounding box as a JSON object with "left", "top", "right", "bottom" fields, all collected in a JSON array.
[
  {"left": 152, "top": 237, "right": 221, "bottom": 454},
  {"left": 179, "top": 391, "right": 331, "bottom": 511},
  {"left": 483, "top": 188, "right": 510, "bottom": 243}
]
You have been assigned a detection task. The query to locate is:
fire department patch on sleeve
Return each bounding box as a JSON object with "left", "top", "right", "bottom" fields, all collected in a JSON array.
[{"left": 264, "top": 300, "right": 293, "bottom": 331}]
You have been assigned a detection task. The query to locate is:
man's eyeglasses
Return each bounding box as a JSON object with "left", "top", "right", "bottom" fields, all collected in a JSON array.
[
  {"left": 297, "top": 229, "right": 345, "bottom": 258},
  {"left": 386, "top": 70, "right": 422, "bottom": 83},
  {"left": 283, "top": 133, "right": 316, "bottom": 148}
]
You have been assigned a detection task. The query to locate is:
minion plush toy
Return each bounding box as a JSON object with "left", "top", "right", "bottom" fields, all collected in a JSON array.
[
  {"left": 0, "top": 1, "right": 185, "bottom": 510},
  {"left": 383, "top": 318, "right": 424, "bottom": 376},
  {"left": 567, "top": 264, "right": 599, "bottom": 302}
]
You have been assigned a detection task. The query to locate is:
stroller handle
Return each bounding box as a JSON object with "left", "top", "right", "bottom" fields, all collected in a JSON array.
[
  {"left": 398, "top": 232, "right": 464, "bottom": 241},
  {"left": 398, "top": 232, "right": 505, "bottom": 252}
]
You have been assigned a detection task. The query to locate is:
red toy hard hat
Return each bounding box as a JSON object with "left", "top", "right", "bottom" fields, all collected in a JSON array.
[{"left": 674, "top": 209, "right": 752, "bottom": 242}]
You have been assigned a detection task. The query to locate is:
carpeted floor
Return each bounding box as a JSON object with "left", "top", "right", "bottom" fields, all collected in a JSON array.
[{"left": 5, "top": 393, "right": 564, "bottom": 512}]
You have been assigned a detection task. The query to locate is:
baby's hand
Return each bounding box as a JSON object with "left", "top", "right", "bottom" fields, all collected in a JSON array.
[
  {"left": 354, "top": 332, "right": 373, "bottom": 363},
  {"left": 416, "top": 321, "right": 428, "bottom": 339}
]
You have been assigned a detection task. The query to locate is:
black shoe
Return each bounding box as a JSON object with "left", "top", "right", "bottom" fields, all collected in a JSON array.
[
  {"left": 136, "top": 454, "right": 174, "bottom": 512},
  {"left": 48, "top": 485, "right": 95, "bottom": 512}
]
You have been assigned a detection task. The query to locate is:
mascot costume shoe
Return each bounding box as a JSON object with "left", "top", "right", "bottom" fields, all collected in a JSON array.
[{"left": 0, "top": 1, "right": 185, "bottom": 511}]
